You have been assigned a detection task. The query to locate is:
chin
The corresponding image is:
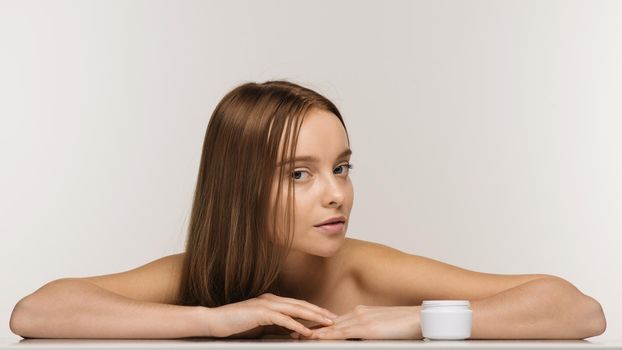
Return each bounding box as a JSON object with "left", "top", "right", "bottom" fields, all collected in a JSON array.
[{"left": 312, "top": 236, "right": 346, "bottom": 257}]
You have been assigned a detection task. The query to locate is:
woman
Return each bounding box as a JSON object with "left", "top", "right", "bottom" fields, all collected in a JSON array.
[{"left": 10, "top": 80, "right": 606, "bottom": 340}]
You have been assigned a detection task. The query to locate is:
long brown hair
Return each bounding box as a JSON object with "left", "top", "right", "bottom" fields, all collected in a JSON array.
[{"left": 179, "top": 80, "right": 349, "bottom": 307}]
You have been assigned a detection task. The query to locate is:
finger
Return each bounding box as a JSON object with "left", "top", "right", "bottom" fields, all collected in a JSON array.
[
  {"left": 307, "top": 311, "right": 352, "bottom": 327},
  {"left": 272, "top": 296, "right": 338, "bottom": 319},
  {"left": 314, "top": 327, "right": 356, "bottom": 340},
  {"left": 293, "top": 326, "right": 323, "bottom": 339},
  {"left": 325, "top": 313, "right": 358, "bottom": 328},
  {"left": 269, "top": 295, "right": 339, "bottom": 319},
  {"left": 307, "top": 310, "right": 358, "bottom": 332},
  {"left": 269, "top": 312, "right": 314, "bottom": 337},
  {"left": 328, "top": 312, "right": 351, "bottom": 324},
  {"left": 262, "top": 324, "right": 291, "bottom": 335},
  {"left": 266, "top": 300, "right": 335, "bottom": 327},
  {"left": 299, "top": 317, "right": 359, "bottom": 340}
]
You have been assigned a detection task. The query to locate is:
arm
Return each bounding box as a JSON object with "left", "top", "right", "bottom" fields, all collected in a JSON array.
[
  {"left": 347, "top": 240, "right": 607, "bottom": 340},
  {"left": 470, "top": 277, "right": 607, "bottom": 339},
  {"left": 9, "top": 278, "right": 208, "bottom": 339},
  {"left": 296, "top": 277, "right": 607, "bottom": 341}
]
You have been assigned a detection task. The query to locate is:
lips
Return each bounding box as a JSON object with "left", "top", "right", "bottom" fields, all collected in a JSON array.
[{"left": 314, "top": 216, "right": 347, "bottom": 227}]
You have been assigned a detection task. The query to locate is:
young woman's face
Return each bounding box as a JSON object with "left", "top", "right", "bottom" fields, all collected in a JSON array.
[{"left": 271, "top": 108, "right": 354, "bottom": 257}]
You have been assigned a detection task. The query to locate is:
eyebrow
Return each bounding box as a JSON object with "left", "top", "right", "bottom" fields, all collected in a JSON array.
[{"left": 277, "top": 148, "right": 352, "bottom": 167}]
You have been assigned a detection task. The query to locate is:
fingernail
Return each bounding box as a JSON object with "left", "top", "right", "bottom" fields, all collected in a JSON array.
[
  {"left": 290, "top": 332, "right": 299, "bottom": 339},
  {"left": 329, "top": 313, "right": 338, "bottom": 319},
  {"left": 323, "top": 317, "right": 334, "bottom": 324}
]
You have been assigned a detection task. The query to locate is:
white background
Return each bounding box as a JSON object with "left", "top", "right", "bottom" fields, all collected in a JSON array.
[{"left": 1, "top": 0, "right": 620, "bottom": 341}]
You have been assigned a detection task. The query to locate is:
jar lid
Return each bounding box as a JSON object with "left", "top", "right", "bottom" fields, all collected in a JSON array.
[{"left": 422, "top": 300, "right": 470, "bottom": 307}]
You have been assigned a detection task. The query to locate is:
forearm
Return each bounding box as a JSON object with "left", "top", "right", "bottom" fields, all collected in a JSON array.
[
  {"left": 10, "top": 278, "right": 207, "bottom": 339},
  {"left": 469, "top": 277, "right": 606, "bottom": 339}
]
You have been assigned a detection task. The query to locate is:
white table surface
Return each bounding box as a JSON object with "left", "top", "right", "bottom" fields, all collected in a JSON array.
[{"left": 1, "top": 338, "right": 621, "bottom": 350}]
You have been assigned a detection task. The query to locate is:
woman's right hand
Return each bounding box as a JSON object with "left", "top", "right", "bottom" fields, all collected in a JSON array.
[{"left": 201, "top": 293, "right": 338, "bottom": 338}]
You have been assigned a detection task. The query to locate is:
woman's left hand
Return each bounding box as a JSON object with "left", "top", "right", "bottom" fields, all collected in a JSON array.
[{"left": 291, "top": 305, "right": 423, "bottom": 340}]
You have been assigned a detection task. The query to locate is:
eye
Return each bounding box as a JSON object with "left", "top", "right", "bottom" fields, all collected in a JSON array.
[
  {"left": 334, "top": 163, "right": 353, "bottom": 175},
  {"left": 291, "top": 169, "right": 309, "bottom": 180},
  {"left": 291, "top": 163, "right": 353, "bottom": 181}
]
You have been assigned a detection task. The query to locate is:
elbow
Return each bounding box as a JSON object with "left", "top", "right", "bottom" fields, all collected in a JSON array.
[
  {"left": 539, "top": 276, "right": 607, "bottom": 339},
  {"left": 9, "top": 279, "right": 62, "bottom": 338},
  {"left": 9, "top": 299, "right": 33, "bottom": 338},
  {"left": 582, "top": 295, "right": 607, "bottom": 338}
]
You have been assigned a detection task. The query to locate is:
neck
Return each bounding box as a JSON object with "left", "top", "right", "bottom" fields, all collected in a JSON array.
[{"left": 278, "top": 249, "right": 327, "bottom": 299}]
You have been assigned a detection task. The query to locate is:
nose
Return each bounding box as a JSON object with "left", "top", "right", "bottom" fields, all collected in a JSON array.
[{"left": 321, "top": 173, "right": 346, "bottom": 208}]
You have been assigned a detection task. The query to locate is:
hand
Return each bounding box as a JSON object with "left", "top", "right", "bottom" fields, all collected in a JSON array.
[
  {"left": 293, "top": 305, "right": 423, "bottom": 340},
  {"left": 201, "top": 293, "right": 338, "bottom": 338}
]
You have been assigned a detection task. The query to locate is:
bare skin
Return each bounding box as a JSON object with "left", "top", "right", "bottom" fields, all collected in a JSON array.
[
  {"left": 11, "top": 108, "right": 605, "bottom": 340},
  {"left": 165, "top": 237, "right": 385, "bottom": 326},
  {"left": 265, "top": 107, "right": 368, "bottom": 316},
  {"left": 269, "top": 107, "right": 356, "bottom": 300},
  {"left": 278, "top": 238, "right": 395, "bottom": 316}
]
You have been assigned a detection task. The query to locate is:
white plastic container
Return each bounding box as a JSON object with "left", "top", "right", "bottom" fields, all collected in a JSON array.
[{"left": 420, "top": 300, "right": 472, "bottom": 340}]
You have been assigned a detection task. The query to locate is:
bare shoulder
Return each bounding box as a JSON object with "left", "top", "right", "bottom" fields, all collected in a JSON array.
[
  {"left": 341, "top": 237, "right": 397, "bottom": 261},
  {"left": 336, "top": 237, "right": 397, "bottom": 278},
  {"left": 79, "top": 252, "right": 187, "bottom": 305},
  {"left": 343, "top": 238, "right": 553, "bottom": 305},
  {"left": 340, "top": 237, "right": 380, "bottom": 252}
]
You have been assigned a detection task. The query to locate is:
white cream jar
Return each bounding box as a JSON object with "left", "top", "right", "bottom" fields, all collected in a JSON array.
[{"left": 420, "top": 300, "right": 472, "bottom": 340}]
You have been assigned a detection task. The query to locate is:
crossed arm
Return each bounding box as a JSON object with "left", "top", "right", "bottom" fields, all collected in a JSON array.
[
  {"left": 469, "top": 276, "right": 605, "bottom": 339},
  {"left": 350, "top": 240, "right": 606, "bottom": 339}
]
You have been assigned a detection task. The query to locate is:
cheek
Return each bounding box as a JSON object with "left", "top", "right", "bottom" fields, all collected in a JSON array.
[
  {"left": 269, "top": 181, "right": 309, "bottom": 236},
  {"left": 293, "top": 189, "right": 313, "bottom": 227}
]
